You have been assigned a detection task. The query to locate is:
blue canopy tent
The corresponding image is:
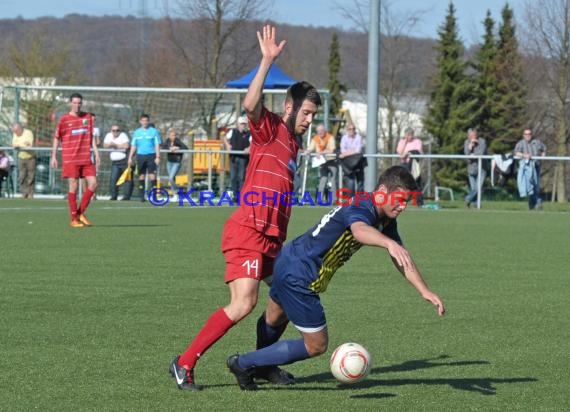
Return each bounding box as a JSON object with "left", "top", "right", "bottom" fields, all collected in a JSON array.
[{"left": 225, "top": 64, "right": 296, "bottom": 89}]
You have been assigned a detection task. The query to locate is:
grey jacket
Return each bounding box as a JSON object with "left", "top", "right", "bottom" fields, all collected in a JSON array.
[{"left": 464, "top": 137, "right": 487, "bottom": 176}]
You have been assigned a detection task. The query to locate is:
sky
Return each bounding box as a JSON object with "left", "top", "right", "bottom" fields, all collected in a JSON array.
[{"left": 0, "top": 0, "right": 527, "bottom": 44}]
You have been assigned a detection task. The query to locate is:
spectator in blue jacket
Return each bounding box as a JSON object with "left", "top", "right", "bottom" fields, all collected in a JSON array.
[{"left": 514, "top": 128, "right": 546, "bottom": 210}]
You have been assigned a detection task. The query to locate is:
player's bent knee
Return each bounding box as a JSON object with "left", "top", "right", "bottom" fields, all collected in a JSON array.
[
  {"left": 226, "top": 299, "right": 257, "bottom": 322},
  {"left": 305, "top": 340, "right": 328, "bottom": 357}
]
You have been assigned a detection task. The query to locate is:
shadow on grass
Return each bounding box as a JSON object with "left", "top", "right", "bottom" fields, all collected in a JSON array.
[
  {"left": 296, "top": 354, "right": 488, "bottom": 385},
  {"left": 91, "top": 224, "right": 170, "bottom": 228},
  {"left": 290, "top": 354, "right": 537, "bottom": 396},
  {"left": 370, "top": 376, "right": 537, "bottom": 395},
  {"left": 349, "top": 392, "right": 397, "bottom": 399},
  {"left": 376, "top": 354, "right": 490, "bottom": 373}
]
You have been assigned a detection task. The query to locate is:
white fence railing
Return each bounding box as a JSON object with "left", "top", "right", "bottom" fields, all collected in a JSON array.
[{"left": 1, "top": 146, "right": 570, "bottom": 209}]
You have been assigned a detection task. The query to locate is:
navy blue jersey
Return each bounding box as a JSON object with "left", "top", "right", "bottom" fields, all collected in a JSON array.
[{"left": 280, "top": 196, "right": 402, "bottom": 293}]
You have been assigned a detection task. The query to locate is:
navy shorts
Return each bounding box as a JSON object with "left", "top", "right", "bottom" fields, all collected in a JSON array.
[
  {"left": 269, "top": 256, "right": 326, "bottom": 332},
  {"left": 137, "top": 154, "right": 157, "bottom": 175}
]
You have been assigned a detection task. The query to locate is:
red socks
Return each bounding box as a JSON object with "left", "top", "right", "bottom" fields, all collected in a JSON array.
[
  {"left": 78, "top": 189, "right": 94, "bottom": 215},
  {"left": 68, "top": 192, "right": 78, "bottom": 220},
  {"left": 178, "top": 308, "right": 235, "bottom": 369}
]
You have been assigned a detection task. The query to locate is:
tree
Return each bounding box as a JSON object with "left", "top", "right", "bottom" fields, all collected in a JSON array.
[
  {"left": 327, "top": 32, "right": 346, "bottom": 117},
  {"left": 423, "top": 2, "right": 479, "bottom": 189},
  {"left": 164, "top": 0, "right": 271, "bottom": 133},
  {"left": 336, "top": 0, "right": 429, "bottom": 164},
  {"left": 167, "top": 0, "right": 270, "bottom": 88},
  {"left": 489, "top": 4, "right": 527, "bottom": 154},
  {"left": 523, "top": 0, "right": 570, "bottom": 203},
  {"left": 0, "top": 28, "right": 82, "bottom": 84},
  {"left": 0, "top": 28, "right": 83, "bottom": 143},
  {"left": 472, "top": 11, "right": 502, "bottom": 145},
  {"left": 376, "top": 1, "right": 428, "bottom": 163}
]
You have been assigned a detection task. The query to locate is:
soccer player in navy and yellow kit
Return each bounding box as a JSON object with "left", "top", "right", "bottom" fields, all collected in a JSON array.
[
  {"left": 227, "top": 166, "right": 446, "bottom": 390},
  {"left": 169, "top": 25, "right": 322, "bottom": 391},
  {"left": 50, "top": 93, "right": 99, "bottom": 228}
]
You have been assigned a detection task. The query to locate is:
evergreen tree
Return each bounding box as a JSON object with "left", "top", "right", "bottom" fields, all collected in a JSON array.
[
  {"left": 472, "top": 11, "right": 502, "bottom": 145},
  {"left": 327, "top": 32, "right": 346, "bottom": 117},
  {"left": 424, "top": 2, "right": 479, "bottom": 189},
  {"left": 489, "top": 3, "right": 527, "bottom": 153}
]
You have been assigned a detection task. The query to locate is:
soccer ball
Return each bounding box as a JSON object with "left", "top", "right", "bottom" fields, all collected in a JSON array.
[{"left": 329, "top": 342, "right": 372, "bottom": 383}]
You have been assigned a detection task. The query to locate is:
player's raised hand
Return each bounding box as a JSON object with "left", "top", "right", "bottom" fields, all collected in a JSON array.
[{"left": 256, "top": 24, "right": 286, "bottom": 61}]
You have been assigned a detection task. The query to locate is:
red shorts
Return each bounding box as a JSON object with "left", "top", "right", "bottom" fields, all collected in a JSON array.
[
  {"left": 222, "top": 219, "right": 282, "bottom": 283},
  {"left": 62, "top": 163, "right": 96, "bottom": 179}
]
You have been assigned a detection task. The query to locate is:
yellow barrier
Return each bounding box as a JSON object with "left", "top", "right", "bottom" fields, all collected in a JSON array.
[
  {"left": 173, "top": 140, "right": 228, "bottom": 188},
  {"left": 193, "top": 140, "right": 227, "bottom": 172}
]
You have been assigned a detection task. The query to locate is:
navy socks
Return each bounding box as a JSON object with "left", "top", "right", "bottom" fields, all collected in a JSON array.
[{"left": 239, "top": 339, "right": 309, "bottom": 369}]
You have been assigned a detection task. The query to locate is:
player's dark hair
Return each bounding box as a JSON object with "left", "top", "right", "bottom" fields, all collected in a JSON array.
[
  {"left": 377, "top": 165, "right": 418, "bottom": 192},
  {"left": 285, "top": 81, "right": 321, "bottom": 134},
  {"left": 286, "top": 81, "right": 321, "bottom": 107},
  {"left": 69, "top": 92, "right": 83, "bottom": 101},
  {"left": 140, "top": 113, "right": 150, "bottom": 120}
]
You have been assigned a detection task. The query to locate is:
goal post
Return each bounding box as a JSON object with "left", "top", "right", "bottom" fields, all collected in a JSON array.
[{"left": 0, "top": 85, "right": 330, "bottom": 196}]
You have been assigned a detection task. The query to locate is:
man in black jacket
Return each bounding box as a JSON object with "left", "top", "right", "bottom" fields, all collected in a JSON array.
[{"left": 225, "top": 117, "right": 251, "bottom": 199}]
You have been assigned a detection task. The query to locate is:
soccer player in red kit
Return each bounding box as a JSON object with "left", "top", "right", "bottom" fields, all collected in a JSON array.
[
  {"left": 170, "top": 25, "right": 321, "bottom": 391},
  {"left": 50, "top": 93, "right": 100, "bottom": 228}
]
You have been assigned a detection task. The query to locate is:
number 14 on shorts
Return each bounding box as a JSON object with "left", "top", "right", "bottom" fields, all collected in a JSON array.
[{"left": 242, "top": 259, "right": 260, "bottom": 278}]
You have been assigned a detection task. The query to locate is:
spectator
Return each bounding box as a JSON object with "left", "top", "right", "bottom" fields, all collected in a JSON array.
[
  {"left": 91, "top": 114, "right": 102, "bottom": 147},
  {"left": 50, "top": 92, "right": 99, "bottom": 228},
  {"left": 127, "top": 114, "right": 161, "bottom": 202},
  {"left": 103, "top": 124, "right": 133, "bottom": 201},
  {"left": 339, "top": 123, "right": 365, "bottom": 195},
  {"left": 293, "top": 134, "right": 304, "bottom": 195},
  {"left": 88, "top": 114, "right": 101, "bottom": 200},
  {"left": 224, "top": 117, "right": 251, "bottom": 199},
  {"left": 514, "top": 128, "right": 547, "bottom": 210},
  {"left": 11, "top": 122, "right": 36, "bottom": 199},
  {"left": 0, "top": 150, "right": 11, "bottom": 196},
  {"left": 396, "top": 127, "right": 424, "bottom": 206},
  {"left": 306, "top": 123, "right": 337, "bottom": 202},
  {"left": 162, "top": 128, "right": 188, "bottom": 200},
  {"left": 463, "top": 128, "right": 487, "bottom": 208}
]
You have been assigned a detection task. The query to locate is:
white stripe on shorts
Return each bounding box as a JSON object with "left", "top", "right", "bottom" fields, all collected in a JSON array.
[{"left": 293, "top": 323, "right": 327, "bottom": 333}]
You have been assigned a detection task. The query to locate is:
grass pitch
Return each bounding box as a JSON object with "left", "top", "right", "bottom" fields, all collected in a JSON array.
[{"left": 1, "top": 199, "right": 569, "bottom": 411}]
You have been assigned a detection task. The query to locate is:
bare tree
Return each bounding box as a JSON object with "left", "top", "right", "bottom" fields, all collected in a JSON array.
[
  {"left": 168, "top": 0, "right": 271, "bottom": 87},
  {"left": 159, "top": 0, "right": 271, "bottom": 133},
  {"left": 523, "top": 0, "right": 570, "bottom": 203},
  {"left": 0, "top": 29, "right": 82, "bottom": 84},
  {"left": 0, "top": 29, "right": 83, "bottom": 143},
  {"left": 335, "top": 0, "right": 428, "bottom": 163}
]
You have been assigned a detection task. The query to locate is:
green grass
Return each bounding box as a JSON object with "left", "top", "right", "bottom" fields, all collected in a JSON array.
[{"left": 1, "top": 199, "right": 569, "bottom": 411}]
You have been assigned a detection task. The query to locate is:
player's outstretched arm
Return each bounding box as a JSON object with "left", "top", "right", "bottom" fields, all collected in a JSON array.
[
  {"left": 351, "top": 221, "right": 413, "bottom": 270},
  {"left": 243, "top": 25, "right": 287, "bottom": 124},
  {"left": 391, "top": 257, "right": 445, "bottom": 316}
]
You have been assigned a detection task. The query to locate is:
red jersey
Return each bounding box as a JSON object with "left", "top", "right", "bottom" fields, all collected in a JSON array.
[
  {"left": 229, "top": 107, "right": 299, "bottom": 242},
  {"left": 55, "top": 112, "right": 94, "bottom": 166}
]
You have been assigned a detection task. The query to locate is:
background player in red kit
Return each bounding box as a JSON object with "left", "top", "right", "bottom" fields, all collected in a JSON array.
[
  {"left": 50, "top": 93, "right": 100, "bottom": 228},
  {"left": 170, "top": 25, "right": 321, "bottom": 391}
]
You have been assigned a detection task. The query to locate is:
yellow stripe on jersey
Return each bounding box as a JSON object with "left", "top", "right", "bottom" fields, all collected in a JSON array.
[{"left": 309, "top": 230, "right": 363, "bottom": 293}]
